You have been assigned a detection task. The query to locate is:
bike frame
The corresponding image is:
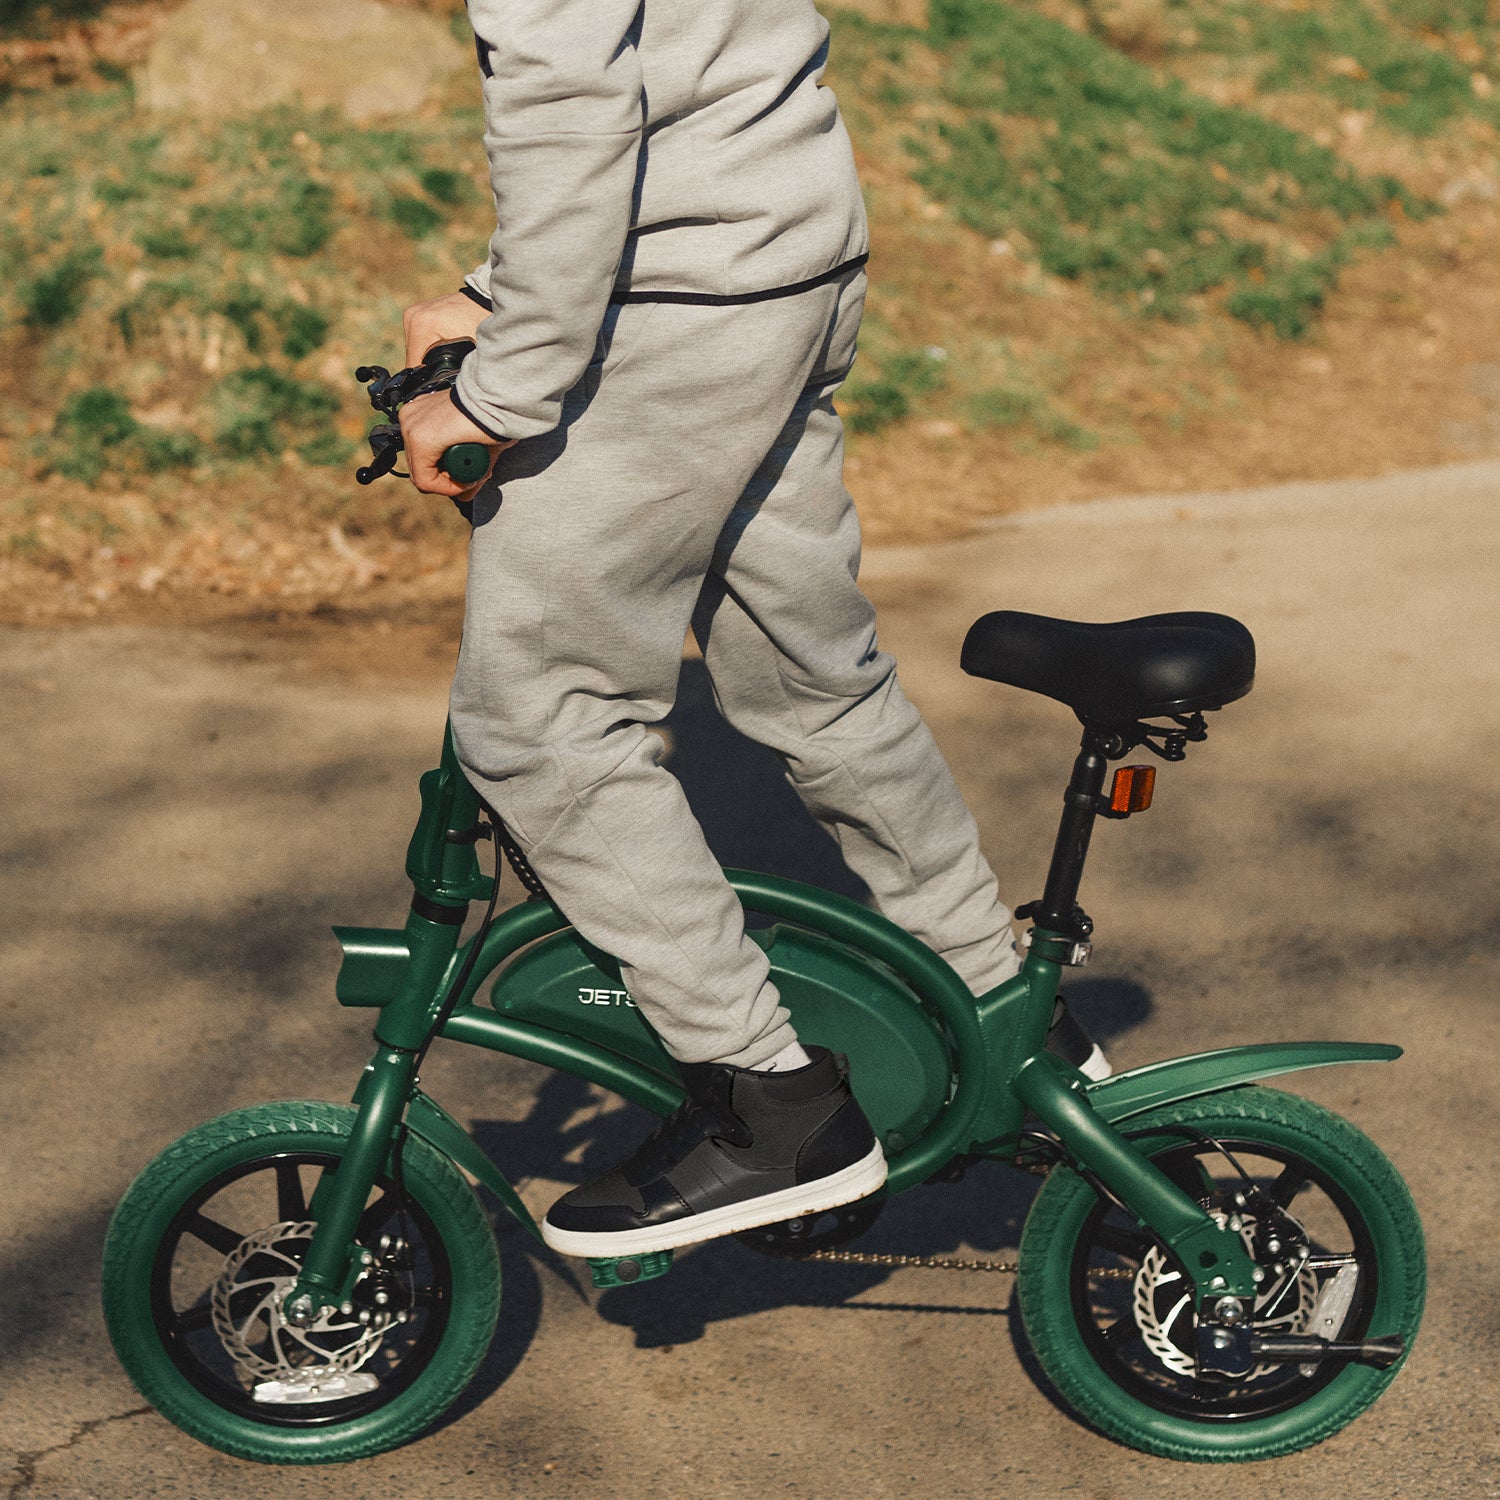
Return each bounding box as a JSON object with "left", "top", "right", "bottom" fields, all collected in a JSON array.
[{"left": 281, "top": 722, "right": 1400, "bottom": 1355}]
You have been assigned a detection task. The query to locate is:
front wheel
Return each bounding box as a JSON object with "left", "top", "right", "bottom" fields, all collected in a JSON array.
[
  {"left": 102, "top": 1101, "right": 501, "bottom": 1464},
  {"left": 1018, "top": 1087, "right": 1424, "bottom": 1461}
]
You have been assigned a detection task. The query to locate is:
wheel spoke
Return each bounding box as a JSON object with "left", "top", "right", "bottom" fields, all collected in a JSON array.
[
  {"left": 1267, "top": 1165, "right": 1309, "bottom": 1208},
  {"left": 1094, "top": 1223, "right": 1153, "bottom": 1263},
  {"left": 275, "top": 1160, "right": 308, "bottom": 1222},
  {"left": 185, "top": 1211, "right": 244, "bottom": 1256},
  {"left": 176, "top": 1301, "right": 215, "bottom": 1333}
]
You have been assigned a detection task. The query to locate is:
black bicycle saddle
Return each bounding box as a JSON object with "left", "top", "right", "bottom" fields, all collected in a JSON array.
[{"left": 960, "top": 610, "right": 1255, "bottom": 724}]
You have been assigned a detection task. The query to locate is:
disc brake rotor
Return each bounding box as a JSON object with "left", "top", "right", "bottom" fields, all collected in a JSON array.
[
  {"left": 209, "top": 1221, "right": 410, "bottom": 1404},
  {"left": 1133, "top": 1209, "right": 1316, "bottom": 1378}
]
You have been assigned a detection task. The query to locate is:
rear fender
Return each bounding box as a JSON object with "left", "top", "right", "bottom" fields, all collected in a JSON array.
[{"left": 1086, "top": 1042, "right": 1402, "bottom": 1124}]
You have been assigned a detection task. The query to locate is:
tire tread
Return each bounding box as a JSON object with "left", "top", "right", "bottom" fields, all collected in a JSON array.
[
  {"left": 102, "top": 1100, "right": 501, "bottom": 1465},
  {"left": 1018, "top": 1086, "right": 1425, "bottom": 1462}
]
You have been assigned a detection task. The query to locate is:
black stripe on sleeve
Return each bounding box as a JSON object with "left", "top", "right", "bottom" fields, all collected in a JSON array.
[
  {"left": 449, "top": 385, "right": 509, "bottom": 443},
  {"left": 611, "top": 254, "right": 868, "bottom": 307}
]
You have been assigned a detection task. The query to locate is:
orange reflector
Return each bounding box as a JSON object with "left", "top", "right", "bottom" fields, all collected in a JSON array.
[{"left": 1110, "top": 764, "right": 1156, "bottom": 815}]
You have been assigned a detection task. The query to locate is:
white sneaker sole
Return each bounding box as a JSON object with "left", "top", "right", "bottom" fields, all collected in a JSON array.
[{"left": 541, "top": 1141, "right": 889, "bottom": 1259}]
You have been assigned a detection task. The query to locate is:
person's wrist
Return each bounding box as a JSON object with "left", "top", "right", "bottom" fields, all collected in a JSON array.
[{"left": 449, "top": 385, "right": 507, "bottom": 443}]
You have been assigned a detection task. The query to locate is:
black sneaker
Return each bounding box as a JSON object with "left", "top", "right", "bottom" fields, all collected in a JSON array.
[
  {"left": 1046, "top": 997, "right": 1112, "bottom": 1081},
  {"left": 541, "top": 1047, "right": 888, "bottom": 1258}
]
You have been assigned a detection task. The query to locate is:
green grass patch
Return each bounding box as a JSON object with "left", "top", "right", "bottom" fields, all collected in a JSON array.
[
  {"left": 1064, "top": 0, "right": 1500, "bottom": 137},
  {"left": 135, "top": 225, "right": 197, "bottom": 260},
  {"left": 842, "top": 347, "right": 948, "bottom": 432},
  {"left": 196, "top": 177, "right": 335, "bottom": 258},
  {"left": 21, "top": 246, "right": 97, "bottom": 329},
  {"left": 213, "top": 366, "right": 340, "bottom": 459},
  {"left": 49, "top": 385, "right": 201, "bottom": 483},
  {"left": 388, "top": 192, "right": 445, "bottom": 240},
  {"left": 836, "top": 3, "right": 1430, "bottom": 335},
  {"left": 419, "top": 167, "right": 476, "bottom": 206}
]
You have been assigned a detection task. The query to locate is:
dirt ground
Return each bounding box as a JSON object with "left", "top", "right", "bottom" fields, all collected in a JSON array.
[{"left": 3, "top": 458, "right": 1498, "bottom": 1498}]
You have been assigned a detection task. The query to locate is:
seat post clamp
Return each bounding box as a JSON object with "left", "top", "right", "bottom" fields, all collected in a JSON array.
[{"left": 1019, "top": 930, "right": 1093, "bottom": 967}]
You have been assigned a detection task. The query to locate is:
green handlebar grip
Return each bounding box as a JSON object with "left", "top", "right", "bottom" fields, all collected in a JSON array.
[{"left": 440, "top": 443, "right": 490, "bottom": 485}]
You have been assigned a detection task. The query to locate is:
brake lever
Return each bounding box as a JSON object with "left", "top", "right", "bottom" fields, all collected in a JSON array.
[
  {"left": 354, "top": 340, "right": 481, "bottom": 490},
  {"left": 355, "top": 423, "right": 407, "bottom": 485}
]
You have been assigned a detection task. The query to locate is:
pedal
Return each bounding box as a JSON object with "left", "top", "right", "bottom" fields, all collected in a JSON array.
[{"left": 586, "top": 1251, "right": 674, "bottom": 1288}]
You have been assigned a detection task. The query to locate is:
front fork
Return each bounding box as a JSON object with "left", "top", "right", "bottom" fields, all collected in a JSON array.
[
  {"left": 1013, "top": 1041, "right": 1262, "bottom": 1374},
  {"left": 281, "top": 901, "right": 464, "bottom": 1324},
  {"left": 283, "top": 1046, "right": 423, "bottom": 1325},
  {"left": 998, "top": 938, "right": 1262, "bottom": 1375},
  {"left": 284, "top": 729, "right": 492, "bottom": 1325}
]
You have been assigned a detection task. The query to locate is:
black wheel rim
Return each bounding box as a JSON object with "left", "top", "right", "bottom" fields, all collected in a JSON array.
[
  {"left": 1068, "top": 1132, "right": 1379, "bottom": 1422},
  {"left": 148, "top": 1151, "right": 453, "bottom": 1427}
]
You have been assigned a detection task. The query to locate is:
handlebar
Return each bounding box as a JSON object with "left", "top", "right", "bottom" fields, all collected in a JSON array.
[
  {"left": 353, "top": 340, "right": 493, "bottom": 492},
  {"left": 440, "top": 442, "right": 490, "bottom": 485}
]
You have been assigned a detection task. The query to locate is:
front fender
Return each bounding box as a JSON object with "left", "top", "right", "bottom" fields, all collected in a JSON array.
[
  {"left": 1087, "top": 1041, "right": 1402, "bottom": 1124},
  {"left": 405, "top": 1090, "right": 544, "bottom": 1244}
]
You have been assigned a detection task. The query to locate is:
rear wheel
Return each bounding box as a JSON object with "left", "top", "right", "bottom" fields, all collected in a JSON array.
[
  {"left": 102, "top": 1102, "right": 501, "bottom": 1464},
  {"left": 1018, "top": 1087, "right": 1424, "bottom": 1461}
]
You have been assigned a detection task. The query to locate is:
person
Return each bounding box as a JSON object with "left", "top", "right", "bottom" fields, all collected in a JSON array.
[{"left": 397, "top": 0, "right": 1106, "bottom": 1263}]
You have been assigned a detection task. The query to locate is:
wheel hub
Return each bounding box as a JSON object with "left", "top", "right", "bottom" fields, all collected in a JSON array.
[
  {"left": 1133, "top": 1208, "right": 1316, "bottom": 1378},
  {"left": 209, "top": 1221, "right": 409, "bottom": 1404}
]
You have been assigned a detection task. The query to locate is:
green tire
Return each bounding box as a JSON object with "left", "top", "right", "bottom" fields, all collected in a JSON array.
[
  {"left": 102, "top": 1101, "right": 501, "bottom": 1464},
  {"left": 1018, "top": 1086, "right": 1425, "bottom": 1461}
]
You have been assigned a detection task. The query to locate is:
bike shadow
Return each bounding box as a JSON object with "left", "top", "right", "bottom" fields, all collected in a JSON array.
[
  {"left": 661, "top": 658, "right": 868, "bottom": 899},
  {"left": 665, "top": 659, "right": 1155, "bottom": 1052},
  {"left": 465, "top": 1074, "right": 1036, "bottom": 1349},
  {"left": 450, "top": 655, "right": 1155, "bottom": 1396}
]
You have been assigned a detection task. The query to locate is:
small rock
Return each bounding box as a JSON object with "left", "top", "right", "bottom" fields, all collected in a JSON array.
[{"left": 137, "top": 0, "right": 469, "bottom": 121}]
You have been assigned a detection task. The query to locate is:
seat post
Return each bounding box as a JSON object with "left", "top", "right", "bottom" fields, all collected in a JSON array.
[{"left": 1034, "top": 727, "right": 1113, "bottom": 934}]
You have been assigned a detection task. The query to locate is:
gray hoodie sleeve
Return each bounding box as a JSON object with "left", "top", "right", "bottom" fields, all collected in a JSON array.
[{"left": 452, "top": 0, "right": 644, "bottom": 442}]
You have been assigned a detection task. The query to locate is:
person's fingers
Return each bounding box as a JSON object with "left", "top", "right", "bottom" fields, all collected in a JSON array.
[
  {"left": 398, "top": 392, "right": 509, "bottom": 498},
  {"left": 402, "top": 293, "right": 486, "bottom": 367}
]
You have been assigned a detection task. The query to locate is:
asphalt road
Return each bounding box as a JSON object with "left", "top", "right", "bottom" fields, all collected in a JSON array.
[{"left": 3, "top": 460, "right": 1498, "bottom": 1499}]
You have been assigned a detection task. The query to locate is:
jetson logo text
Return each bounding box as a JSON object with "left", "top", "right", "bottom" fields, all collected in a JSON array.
[{"left": 578, "top": 987, "right": 636, "bottom": 1007}]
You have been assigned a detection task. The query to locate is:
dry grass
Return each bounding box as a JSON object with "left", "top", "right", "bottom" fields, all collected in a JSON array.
[{"left": 3, "top": 0, "right": 1500, "bottom": 622}]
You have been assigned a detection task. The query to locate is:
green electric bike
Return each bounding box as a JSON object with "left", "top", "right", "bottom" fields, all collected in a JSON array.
[{"left": 100, "top": 349, "right": 1425, "bottom": 1465}]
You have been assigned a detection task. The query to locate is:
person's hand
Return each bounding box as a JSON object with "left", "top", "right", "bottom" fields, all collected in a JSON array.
[
  {"left": 399, "top": 389, "right": 512, "bottom": 500},
  {"left": 403, "top": 290, "right": 488, "bottom": 367}
]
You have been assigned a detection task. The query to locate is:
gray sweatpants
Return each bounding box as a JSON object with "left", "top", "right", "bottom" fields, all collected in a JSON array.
[{"left": 449, "top": 270, "right": 1015, "bottom": 1067}]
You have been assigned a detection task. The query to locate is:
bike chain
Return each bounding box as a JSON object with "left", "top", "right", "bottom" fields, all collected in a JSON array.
[
  {"left": 778, "top": 1159, "right": 1132, "bottom": 1276},
  {"left": 798, "top": 1247, "right": 1134, "bottom": 1278}
]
